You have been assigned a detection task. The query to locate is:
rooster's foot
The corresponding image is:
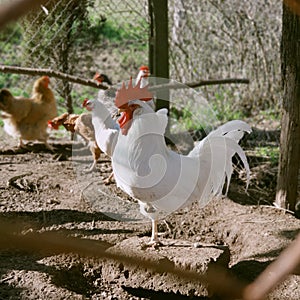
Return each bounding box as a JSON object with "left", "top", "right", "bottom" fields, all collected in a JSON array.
[
  {"left": 86, "top": 162, "right": 97, "bottom": 173},
  {"left": 103, "top": 172, "right": 114, "bottom": 185},
  {"left": 140, "top": 239, "right": 163, "bottom": 250},
  {"left": 44, "top": 142, "right": 54, "bottom": 152},
  {"left": 18, "top": 139, "right": 28, "bottom": 149}
]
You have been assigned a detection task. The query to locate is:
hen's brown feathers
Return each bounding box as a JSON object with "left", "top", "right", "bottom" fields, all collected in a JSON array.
[
  {"left": 0, "top": 89, "right": 33, "bottom": 122},
  {"left": 74, "top": 113, "right": 95, "bottom": 141},
  {"left": 49, "top": 111, "right": 101, "bottom": 171},
  {"left": 49, "top": 112, "right": 95, "bottom": 141},
  {"left": 0, "top": 76, "right": 57, "bottom": 148}
]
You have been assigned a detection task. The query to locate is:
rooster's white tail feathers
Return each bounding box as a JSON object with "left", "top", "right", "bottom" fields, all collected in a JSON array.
[
  {"left": 189, "top": 120, "right": 251, "bottom": 208},
  {"left": 208, "top": 120, "right": 252, "bottom": 139}
]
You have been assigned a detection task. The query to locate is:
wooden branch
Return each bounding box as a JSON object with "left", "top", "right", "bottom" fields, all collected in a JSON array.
[
  {"left": 150, "top": 78, "right": 250, "bottom": 92},
  {"left": 0, "top": 65, "right": 249, "bottom": 94},
  {"left": 0, "top": 65, "right": 108, "bottom": 90},
  {"left": 0, "top": 0, "right": 49, "bottom": 29},
  {"left": 284, "top": 0, "right": 300, "bottom": 16},
  {"left": 187, "top": 78, "right": 250, "bottom": 87}
]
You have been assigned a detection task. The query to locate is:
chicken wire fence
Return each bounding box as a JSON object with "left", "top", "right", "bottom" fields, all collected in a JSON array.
[
  {"left": 0, "top": 0, "right": 282, "bottom": 105},
  {"left": 0, "top": 0, "right": 150, "bottom": 110},
  {"left": 0, "top": 0, "right": 281, "bottom": 196},
  {"left": 0, "top": 0, "right": 282, "bottom": 111}
]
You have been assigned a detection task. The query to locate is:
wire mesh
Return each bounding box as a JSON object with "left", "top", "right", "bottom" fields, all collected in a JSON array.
[
  {"left": 167, "top": 0, "right": 282, "bottom": 201},
  {"left": 0, "top": 0, "right": 282, "bottom": 110},
  {"left": 0, "top": 0, "right": 149, "bottom": 110}
]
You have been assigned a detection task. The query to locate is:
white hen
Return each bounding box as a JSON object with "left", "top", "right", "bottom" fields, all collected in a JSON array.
[
  {"left": 91, "top": 78, "right": 251, "bottom": 244},
  {"left": 93, "top": 72, "right": 118, "bottom": 118}
]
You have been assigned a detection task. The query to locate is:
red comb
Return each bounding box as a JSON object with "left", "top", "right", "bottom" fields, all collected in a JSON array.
[
  {"left": 93, "top": 72, "right": 101, "bottom": 81},
  {"left": 48, "top": 120, "right": 59, "bottom": 130},
  {"left": 139, "top": 65, "right": 149, "bottom": 71},
  {"left": 42, "top": 76, "right": 50, "bottom": 87},
  {"left": 115, "top": 77, "right": 153, "bottom": 108},
  {"left": 82, "top": 98, "right": 89, "bottom": 107}
]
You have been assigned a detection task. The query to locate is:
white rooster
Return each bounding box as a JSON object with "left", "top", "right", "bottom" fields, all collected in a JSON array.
[
  {"left": 89, "top": 78, "right": 251, "bottom": 245},
  {"left": 136, "top": 65, "right": 150, "bottom": 87},
  {"left": 135, "top": 65, "right": 155, "bottom": 110}
]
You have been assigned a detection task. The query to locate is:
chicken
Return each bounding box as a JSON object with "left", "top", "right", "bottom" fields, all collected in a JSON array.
[
  {"left": 136, "top": 65, "right": 150, "bottom": 87},
  {"left": 93, "top": 72, "right": 118, "bottom": 118},
  {"left": 0, "top": 76, "right": 57, "bottom": 150},
  {"left": 90, "top": 78, "right": 251, "bottom": 245},
  {"left": 93, "top": 72, "right": 113, "bottom": 86},
  {"left": 48, "top": 108, "right": 103, "bottom": 174},
  {"left": 135, "top": 65, "right": 155, "bottom": 110},
  {"left": 48, "top": 112, "right": 77, "bottom": 132}
]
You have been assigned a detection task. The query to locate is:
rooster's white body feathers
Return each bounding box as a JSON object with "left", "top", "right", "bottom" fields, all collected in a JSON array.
[{"left": 91, "top": 99, "right": 119, "bottom": 157}]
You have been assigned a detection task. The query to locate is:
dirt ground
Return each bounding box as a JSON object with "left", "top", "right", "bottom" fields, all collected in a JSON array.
[{"left": 0, "top": 125, "right": 299, "bottom": 300}]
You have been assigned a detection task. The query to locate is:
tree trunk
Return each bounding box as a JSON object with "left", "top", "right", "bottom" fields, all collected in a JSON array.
[{"left": 275, "top": 3, "right": 300, "bottom": 211}]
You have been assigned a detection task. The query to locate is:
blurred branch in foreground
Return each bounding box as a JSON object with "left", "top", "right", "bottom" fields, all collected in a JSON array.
[
  {"left": 284, "top": 0, "right": 300, "bottom": 15},
  {"left": 1, "top": 219, "right": 300, "bottom": 299},
  {"left": 243, "top": 232, "right": 300, "bottom": 300},
  {"left": 0, "top": 219, "right": 245, "bottom": 299},
  {"left": 0, "top": 0, "right": 50, "bottom": 29}
]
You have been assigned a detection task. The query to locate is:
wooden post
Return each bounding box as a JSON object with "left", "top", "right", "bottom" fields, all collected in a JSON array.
[
  {"left": 148, "top": 0, "right": 169, "bottom": 112},
  {"left": 275, "top": 3, "right": 300, "bottom": 211}
]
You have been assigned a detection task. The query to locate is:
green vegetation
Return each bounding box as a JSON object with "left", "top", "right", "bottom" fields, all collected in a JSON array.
[
  {"left": 170, "top": 105, "right": 213, "bottom": 133},
  {"left": 21, "top": 0, "right": 93, "bottom": 113},
  {"left": 212, "top": 88, "right": 245, "bottom": 122},
  {"left": 260, "top": 108, "right": 281, "bottom": 121},
  {"left": 253, "top": 146, "right": 280, "bottom": 165},
  {"left": 0, "top": 0, "right": 148, "bottom": 109},
  {"left": 0, "top": 24, "right": 23, "bottom": 90}
]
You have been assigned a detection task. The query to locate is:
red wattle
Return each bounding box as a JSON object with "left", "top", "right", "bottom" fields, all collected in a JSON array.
[
  {"left": 48, "top": 121, "right": 59, "bottom": 130},
  {"left": 118, "top": 107, "right": 136, "bottom": 135}
]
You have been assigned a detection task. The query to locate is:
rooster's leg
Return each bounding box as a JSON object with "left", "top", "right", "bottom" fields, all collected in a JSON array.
[
  {"left": 18, "top": 138, "right": 26, "bottom": 149},
  {"left": 86, "top": 160, "right": 97, "bottom": 173},
  {"left": 150, "top": 219, "right": 159, "bottom": 244},
  {"left": 44, "top": 141, "right": 54, "bottom": 152},
  {"left": 103, "top": 172, "right": 114, "bottom": 185}
]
